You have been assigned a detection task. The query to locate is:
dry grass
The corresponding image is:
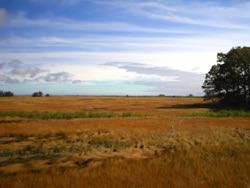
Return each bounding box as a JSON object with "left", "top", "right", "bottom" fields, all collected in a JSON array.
[
  {"left": 0, "top": 96, "right": 207, "bottom": 115},
  {"left": 0, "top": 96, "right": 249, "bottom": 188},
  {"left": 0, "top": 144, "right": 249, "bottom": 188}
]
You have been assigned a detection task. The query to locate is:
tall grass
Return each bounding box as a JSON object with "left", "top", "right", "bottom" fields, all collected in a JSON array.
[
  {"left": 189, "top": 110, "right": 250, "bottom": 117},
  {"left": 0, "top": 144, "right": 249, "bottom": 188},
  {"left": 0, "top": 111, "right": 149, "bottom": 119}
]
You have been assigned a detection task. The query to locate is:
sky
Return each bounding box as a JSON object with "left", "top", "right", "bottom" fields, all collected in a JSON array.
[{"left": 0, "top": 0, "right": 250, "bottom": 96}]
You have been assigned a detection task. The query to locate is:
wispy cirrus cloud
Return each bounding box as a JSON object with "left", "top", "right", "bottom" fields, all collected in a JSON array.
[
  {"left": 94, "top": 0, "right": 250, "bottom": 30},
  {"left": 5, "top": 1, "right": 250, "bottom": 32},
  {"left": 1, "top": 1, "right": 249, "bottom": 57},
  {"left": 8, "top": 17, "right": 196, "bottom": 34},
  {"left": 1, "top": 32, "right": 249, "bottom": 53},
  {"left": 29, "top": 0, "right": 85, "bottom": 5}
]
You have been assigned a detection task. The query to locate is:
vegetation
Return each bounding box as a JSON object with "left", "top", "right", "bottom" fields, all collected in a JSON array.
[
  {"left": 1, "top": 144, "right": 249, "bottom": 188},
  {"left": 0, "top": 96, "right": 249, "bottom": 187},
  {"left": 189, "top": 110, "right": 250, "bottom": 117},
  {"left": 32, "top": 91, "right": 43, "bottom": 97},
  {"left": 0, "top": 111, "right": 149, "bottom": 119},
  {"left": 158, "top": 94, "right": 165, "bottom": 97},
  {"left": 203, "top": 47, "right": 250, "bottom": 107},
  {"left": 0, "top": 90, "right": 14, "bottom": 97}
]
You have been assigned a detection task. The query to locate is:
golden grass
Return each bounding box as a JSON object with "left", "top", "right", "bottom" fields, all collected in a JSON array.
[
  {"left": 0, "top": 96, "right": 207, "bottom": 115},
  {"left": 0, "top": 96, "right": 249, "bottom": 188},
  {"left": 0, "top": 145, "right": 249, "bottom": 188}
]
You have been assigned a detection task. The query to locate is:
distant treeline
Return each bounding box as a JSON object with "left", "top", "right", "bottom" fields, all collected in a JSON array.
[
  {"left": 32, "top": 91, "right": 50, "bottom": 97},
  {"left": 0, "top": 90, "right": 51, "bottom": 97},
  {"left": 0, "top": 91, "right": 14, "bottom": 97}
]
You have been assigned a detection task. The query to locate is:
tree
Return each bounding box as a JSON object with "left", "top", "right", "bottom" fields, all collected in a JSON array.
[
  {"left": 4, "top": 91, "right": 14, "bottom": 96},
  {"left": 38, "top": 91, "right": 43, "bottom": 97},
  {"left": 0, "top": 90, "right": 14, "bottom": 97},
  {"left": 32, "top": 91, "right": 43, "bottom": 97},
  {"left": 202, "top": 47, "right": 250, "bottom": 106}
]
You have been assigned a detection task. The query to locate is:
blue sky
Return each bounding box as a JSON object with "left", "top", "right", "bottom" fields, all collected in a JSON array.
[{"left": 0, "top": 0, "right": 250, "bottom": 95}]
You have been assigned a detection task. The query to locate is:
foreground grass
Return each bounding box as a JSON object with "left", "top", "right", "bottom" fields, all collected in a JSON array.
[
  {"left": 188, "top": 110, "right": 250, "bottom": 118},
  {"left": 0, "top": 144, "right": 249, "bottom": 188},
  {"left": 0, "top": 125, "right": 249, "bottom": 188},
  {"left": 0, "top": 111, "right": 149, "bottom": 119}
]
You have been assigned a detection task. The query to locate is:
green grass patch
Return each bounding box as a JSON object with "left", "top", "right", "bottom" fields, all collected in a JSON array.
[
  {"left": 0, "top": 111, "right": 149, "bottom": 119},
  {"left": 187, "top": 110, "right": 250, "bottom": 117}
]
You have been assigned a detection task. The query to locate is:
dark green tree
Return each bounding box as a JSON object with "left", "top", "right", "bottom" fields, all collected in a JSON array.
[
  {"left": 202, "top": 47, "right": 250, "bottom": 106},
  {"left": 4, "top": 91, "right": 14, "bottom": 97},
  {"left": 32, "top": 91, "right": 43, "bottom": 97},
  {"left": 0, "top": 90, "right": 14, "bottom": 97}
]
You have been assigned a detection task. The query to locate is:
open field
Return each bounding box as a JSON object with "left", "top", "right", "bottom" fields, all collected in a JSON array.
[{"left": 0, "top": 96, "right": 249, "bottom": 188}]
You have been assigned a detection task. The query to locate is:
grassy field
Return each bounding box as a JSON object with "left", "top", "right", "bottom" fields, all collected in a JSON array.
[{"left": 0, "top": 96, "right": 249, "bottom": 188}]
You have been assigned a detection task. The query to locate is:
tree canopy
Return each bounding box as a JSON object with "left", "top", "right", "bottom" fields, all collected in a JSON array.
[
  {"left": 32, "top": 91, "right": 43, "bottom": 97},
  {"left": 0, "top": 91, "right": 14, "bottom": 97},
  {"left": 202, "top": 47, "right": 250, "bottom": 106}
]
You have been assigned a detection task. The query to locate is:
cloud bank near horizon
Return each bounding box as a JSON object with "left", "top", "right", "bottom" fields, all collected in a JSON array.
[{"left": 1, "top": 60, "right": 204, "bottom": 95}]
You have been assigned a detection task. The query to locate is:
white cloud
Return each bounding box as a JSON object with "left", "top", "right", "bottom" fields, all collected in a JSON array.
[
  {"left": 0, "top": 51, "right": 217, "bottom": 73},
  {"left": 45, "top": 63, "right": 138, "bottom": 81},
  {"left": 0, "top": 59, "right": 87, "bottom": 84},
  {"left": 0, "top": 59, "right": 205, "bottom": 95},
  {"left": 102, "top": 62, "right": 204, "bottom": 95}
]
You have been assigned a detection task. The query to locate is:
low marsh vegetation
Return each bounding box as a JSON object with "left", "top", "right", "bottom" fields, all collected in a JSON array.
[
  {"left": 0, "top": 111, "right": 149, "bottom": 119},
  {"left": 0, "top": 131, "right": 138, "bottom": 163},
  {"left": 187, "top": 110, "right": 250, "bottom": 117}
]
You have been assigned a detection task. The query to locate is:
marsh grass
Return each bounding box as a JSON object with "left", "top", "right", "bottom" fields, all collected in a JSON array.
[
  {"left": 187, "top": 110, "right": 250, "bottom": 117},
  {"left": 0, "top": 145, "right": 63, "bottom": 158},
  {"left": 0, "top": 132, "right": 136, "bottom": 161},
  {"left": 0, "top": 111, "right": 149, "bottom": 120},
  {"left": 88, "top": 138, "right": 135, "bottom": 149},
  {"left": 0, "top": 144, "right": 249, "bottom": 188},
  {"left": 0, "top": 144, "right": 93, "bottom": 160},
  {"left": 0, "top": 97, "right": 250, "bottom": 187}
]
